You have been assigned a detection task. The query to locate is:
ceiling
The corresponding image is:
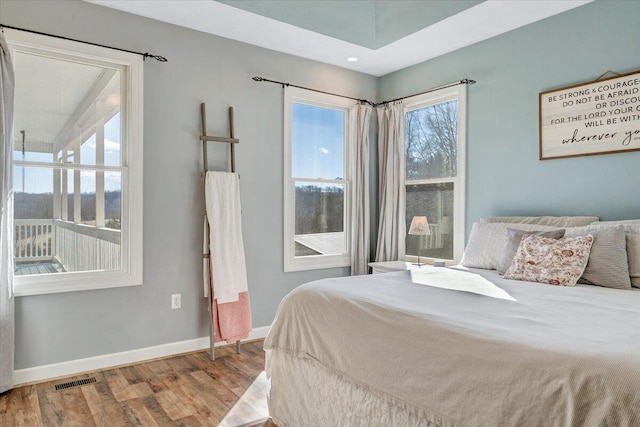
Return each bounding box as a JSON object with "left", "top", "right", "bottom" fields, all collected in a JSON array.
[
  {"left": 13, "top": 51, "right": 103, "bottom": 147},
  {"left": 86, "top": 0, "right": 592, "bottom": 76},
  {"left": 12, "top": 48, "right": 120, "bottom": 152},
  {"left": 216, "top": 0, "right": 484, "bottom": 50}
]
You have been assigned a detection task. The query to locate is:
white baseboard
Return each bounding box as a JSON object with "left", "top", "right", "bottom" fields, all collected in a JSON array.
[{"left": 13, "top": 326, "right": 270, "bottom": 386}]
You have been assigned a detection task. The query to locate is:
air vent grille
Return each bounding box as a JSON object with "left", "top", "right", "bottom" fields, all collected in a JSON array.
[{"left": 54, "top": 377, "right": 97, "bottom": 391}]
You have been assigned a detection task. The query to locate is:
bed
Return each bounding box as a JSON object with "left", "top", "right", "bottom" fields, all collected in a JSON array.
[{"left": 264, "top": 218, "right": 640, "bottom": 426}]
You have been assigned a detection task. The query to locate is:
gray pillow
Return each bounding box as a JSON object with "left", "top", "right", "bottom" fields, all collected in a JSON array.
[
  {"left": 497, "top": 228, "right": 566, "bottom": 274},
  {"left": 589, "top": 222, "right": 640, "bottom": 289},
  {"left": 565, "top": 225, "right": 631, "bottom": 289}
]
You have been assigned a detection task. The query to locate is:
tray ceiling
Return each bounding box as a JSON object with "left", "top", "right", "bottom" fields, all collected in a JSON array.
[{"left": 86, "top": 0, "right": 592, "bottom": 76}]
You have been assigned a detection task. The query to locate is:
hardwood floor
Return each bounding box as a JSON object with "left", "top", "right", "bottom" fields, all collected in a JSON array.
[{"left": 0, "top": 340, "right": 275, "bottom": 426}]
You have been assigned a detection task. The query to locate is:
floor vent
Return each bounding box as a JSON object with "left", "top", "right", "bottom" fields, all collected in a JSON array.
[{"left": 54, "top": 377, "right": 97, "bottom": 391}]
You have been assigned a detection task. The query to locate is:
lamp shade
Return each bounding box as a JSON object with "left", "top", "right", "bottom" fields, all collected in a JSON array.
[{"left": 408, "top": 216, "right": 430, "bottom": 236}]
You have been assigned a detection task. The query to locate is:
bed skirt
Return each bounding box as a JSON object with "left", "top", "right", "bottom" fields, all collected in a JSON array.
[{"left": 265, "top": 349, "right": 451, "bottom": 427}]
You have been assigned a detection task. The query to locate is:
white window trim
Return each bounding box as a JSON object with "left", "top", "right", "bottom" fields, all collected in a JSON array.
[
  {"left": 283, "top": 87, "right": 355, "bottom": 272},
  {"left": 402, "top": 85, "right": 467, "bottom": 264},
  {"left": 7, "top": 29, "right": 143, "bottom": 296}
]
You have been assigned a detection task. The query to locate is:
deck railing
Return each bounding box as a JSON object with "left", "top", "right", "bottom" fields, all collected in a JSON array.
[
  {"left": 424, "top": 224, "right": 443, "bottom": 249},
  {"left": 14, "top": 219, "right": 121, "bottom": 273},
  {"left": 54, "top": 220, "right": 121, "bottom": 272},
  {"left": 14, "top": 219, "right": 54, "bottom": 262}
]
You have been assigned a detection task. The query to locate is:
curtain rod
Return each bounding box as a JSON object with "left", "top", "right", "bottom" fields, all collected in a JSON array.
[
  {"left": 0, "top": 23, "right": 168, "bottom": 62},
  {"left": 252, "top": 76, "right": 475, "bottom": 107},
  {"left": 378, "top": 79, "right": 476, "bottom": 106},
  {"left": 252, "top": 76, "right": 375, "bottom": 106}
]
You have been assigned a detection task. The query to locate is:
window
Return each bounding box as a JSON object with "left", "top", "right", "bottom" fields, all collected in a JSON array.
[
  {"left": 7, "top": 29, "right": 143, "bottom": 296},
  {"left": 404, "top": 86, "right": 466, "bottom": 263},
  {"left": 284, "top": 87, "right": 355, "bottom": 271}
]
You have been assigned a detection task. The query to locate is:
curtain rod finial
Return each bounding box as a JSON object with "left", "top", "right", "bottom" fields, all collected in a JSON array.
[{"left": 252, "top": 76, "right": 263, "bottom": 81}]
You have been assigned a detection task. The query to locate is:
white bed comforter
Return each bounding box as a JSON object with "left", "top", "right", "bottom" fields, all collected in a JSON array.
[{"left": 264, "top": 268, "right": 640, "bottom": 426}]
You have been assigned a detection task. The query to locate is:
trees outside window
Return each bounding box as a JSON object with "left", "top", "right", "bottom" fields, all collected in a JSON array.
[{"left": 404, "top": 87, "right": 466, "bottom": 263}]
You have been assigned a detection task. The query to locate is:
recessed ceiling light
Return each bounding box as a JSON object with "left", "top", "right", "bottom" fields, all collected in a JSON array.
[{"left": 346, "top": 57, "right": 359, "bottom": 62}]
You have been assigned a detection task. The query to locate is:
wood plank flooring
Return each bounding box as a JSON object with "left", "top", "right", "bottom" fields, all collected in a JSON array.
[{"left": 0, "top": 339, "right": 275, "bottom": 426}]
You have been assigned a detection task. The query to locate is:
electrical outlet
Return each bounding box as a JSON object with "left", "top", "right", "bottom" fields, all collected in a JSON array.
[{"left": 171, "top": 294, "right": 181, "bottom": 309}]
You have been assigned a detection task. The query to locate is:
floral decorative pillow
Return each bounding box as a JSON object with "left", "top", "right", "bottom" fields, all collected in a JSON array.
[{"left": 504, "top": 234, "right": 594, "bottom": 286}]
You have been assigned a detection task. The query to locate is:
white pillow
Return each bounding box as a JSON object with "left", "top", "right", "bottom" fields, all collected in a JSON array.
[
  {"left": 592, "top": 219, "right": 640, "bottom": 226},
  {"left": 480, "top": 216, "right": 599, "bottom": 227},
  {"left": 461, "top": 222, "right": 562, "bottom": 270}
]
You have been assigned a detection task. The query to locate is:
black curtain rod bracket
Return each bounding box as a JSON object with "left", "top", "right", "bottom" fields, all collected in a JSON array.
[{"left": 0, "top": 23, "right": 168, "bottom": 62}]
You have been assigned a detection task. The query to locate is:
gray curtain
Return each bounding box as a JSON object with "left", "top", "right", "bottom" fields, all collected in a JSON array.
[
  {"left": 0, "top": 32, "right": 15, "bottom": 394},
  {"left": 375, "top": 102, "right": 406, "bottom": 262},
  {"left": 350, "top": 103, "right": 372, "bottom": 275}
]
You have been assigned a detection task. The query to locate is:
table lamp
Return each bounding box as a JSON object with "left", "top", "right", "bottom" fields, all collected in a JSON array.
[{"left": 409, "top": 216, "right": 430, "bottom": 267}]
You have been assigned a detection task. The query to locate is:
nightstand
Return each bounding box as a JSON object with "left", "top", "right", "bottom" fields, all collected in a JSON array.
[{"left": 368, "top": 261, "right": 435, "bottom": 274}]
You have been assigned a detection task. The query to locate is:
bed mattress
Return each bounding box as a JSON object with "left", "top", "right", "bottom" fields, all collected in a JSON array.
[{"left": 264, "top": 268, "right": 640, "bottom": 426}]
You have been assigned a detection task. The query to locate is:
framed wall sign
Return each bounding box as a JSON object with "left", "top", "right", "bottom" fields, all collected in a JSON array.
[{"left": 539, "top": 70, "right": 640, "bottom": 160}]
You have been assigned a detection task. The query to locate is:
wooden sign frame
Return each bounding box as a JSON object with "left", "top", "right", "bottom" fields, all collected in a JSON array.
[{"left": 539, "top": 69, "right": 640, "bottom": 160}]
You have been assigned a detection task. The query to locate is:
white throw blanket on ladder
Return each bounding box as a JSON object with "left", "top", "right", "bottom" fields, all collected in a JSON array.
[{"left": 204, "top": 171, "right": 248, "bottom": 304}]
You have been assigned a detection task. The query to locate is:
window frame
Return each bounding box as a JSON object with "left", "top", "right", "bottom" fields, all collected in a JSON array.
[
  {"left": 402, "top": 85, "right": 467, "bottom": 264},
  {"left": 7, "top": 29, "right": 143, "bottom": 296},
  {"left": 283, "top": 87, "right": 354, "bottom": 272}
]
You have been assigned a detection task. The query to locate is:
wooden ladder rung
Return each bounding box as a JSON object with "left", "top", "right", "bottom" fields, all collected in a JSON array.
[{"left": 199, "top": 135, "right": 239, "bottom": 144}]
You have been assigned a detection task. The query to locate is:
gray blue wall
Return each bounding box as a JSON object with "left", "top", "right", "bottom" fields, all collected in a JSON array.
[
  {"left": 4, "top": 0, "right": 640, "bottom": 370},
  {"left": 3, "top": 0, "right": 377, "bottom": 369},
  {"left": 379, "top": 0, "right": 640, "bottom": 235}
]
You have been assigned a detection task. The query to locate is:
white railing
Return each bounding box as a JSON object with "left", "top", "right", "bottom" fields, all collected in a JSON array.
[
  {"left": 14, "top": 219, "right": 54, "bottom": 261},
  {"left": 14, "top": 219, "right": 121, "bottom": 273},
  {"left": 424, "top": 224, "right": 444, "bottom": 249},
  {"left": 54, "top": 220, "right": 121, "bottom": 272}
]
